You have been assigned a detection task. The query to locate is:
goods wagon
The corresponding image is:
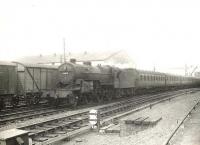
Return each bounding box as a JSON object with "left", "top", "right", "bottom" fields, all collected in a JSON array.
[
  {"left": 15, "top": 62, "right": 58, "bottom": 105},
  {"left": 0, "top": 61, "right": 58, "bottom": 110}
]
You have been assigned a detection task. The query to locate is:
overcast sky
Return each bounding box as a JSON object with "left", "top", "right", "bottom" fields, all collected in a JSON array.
[{"left": 0, "top": 0, "right": 200, "bottom": 74}]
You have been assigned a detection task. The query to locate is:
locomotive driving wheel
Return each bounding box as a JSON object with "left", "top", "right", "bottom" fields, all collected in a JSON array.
[
  {"left": 95, "top": 94, "right": 103, "bottom": 103},
  {"left": 80, "top": 94, "right": 89, "bottom": 105},
  {"left": 68, "top": 94, "right": 78, "bottom": 107}
]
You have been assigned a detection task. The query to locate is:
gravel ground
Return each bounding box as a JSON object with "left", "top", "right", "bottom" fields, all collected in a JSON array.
[
  {"left": 58, "top": 91, "right": 200, "bottom": 145},
  {"left": 170, "top": 102, "right": 200, "bottom": 145}
]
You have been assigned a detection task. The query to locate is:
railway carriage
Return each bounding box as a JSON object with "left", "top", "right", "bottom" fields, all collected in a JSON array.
[{"left": 137, "top": 70, "right": 166, "bottom": 88}]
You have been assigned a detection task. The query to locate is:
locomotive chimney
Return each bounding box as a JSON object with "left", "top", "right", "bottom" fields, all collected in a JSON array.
[
  {"left": 70, "top": 58, "right": 76, "bottom": 64},
  {"left": 83, "top": 61, "right": 92, "bottom": 66}
]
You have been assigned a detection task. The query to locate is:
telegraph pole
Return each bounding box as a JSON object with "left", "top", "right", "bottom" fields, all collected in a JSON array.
[
  {"left": 185, "top": 64, "right": 187, "bottom": 76},
  {"left": 63, "top": 37, "right": 66, "bottom": 63}
]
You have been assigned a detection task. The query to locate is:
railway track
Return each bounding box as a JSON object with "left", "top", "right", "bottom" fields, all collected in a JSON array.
[
  {"left": 0, "top": 104, "right": 51, "bottom": 119},
  {"left": 0, "top": 107, "right": 68, "bottom": 126},
  {"left": 0, "top": 89, "right": 193, "bottom": 127},
  {"left": 0, "top": 101, "right": 48, "bottom": 113},
  {"left": 3, "top": 88, "right": 196, "bottom": 145}
]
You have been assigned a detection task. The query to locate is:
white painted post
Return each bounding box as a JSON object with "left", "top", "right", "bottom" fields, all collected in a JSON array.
[{"left": 89, "top": 109, "right": 100, "bottom": 131}]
